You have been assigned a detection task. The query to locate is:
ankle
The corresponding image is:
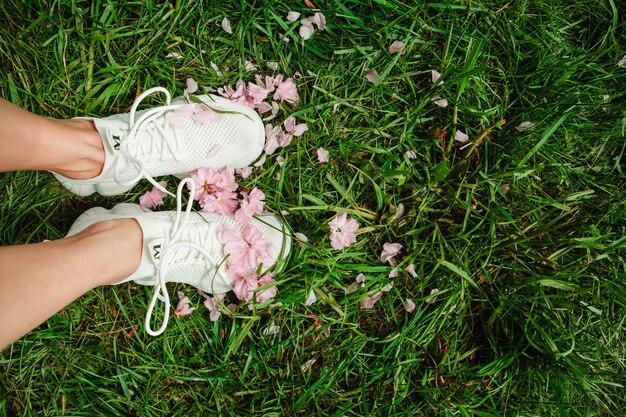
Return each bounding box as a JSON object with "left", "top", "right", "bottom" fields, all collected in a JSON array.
[
  {"left": 49, "top": 119, "right": 105, "bottom": 180},
  {"left": 73, "top": 219, "right": 143, "bottom": 286}
]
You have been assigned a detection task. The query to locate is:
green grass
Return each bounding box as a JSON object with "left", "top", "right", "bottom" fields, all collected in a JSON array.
[{"left": 1, "top": 0, "right": 625, "bottom": 415}]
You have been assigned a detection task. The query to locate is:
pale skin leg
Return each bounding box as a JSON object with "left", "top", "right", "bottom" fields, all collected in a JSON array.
[{"left": 0, "top": 98, "right": 142, "bottom": 349}]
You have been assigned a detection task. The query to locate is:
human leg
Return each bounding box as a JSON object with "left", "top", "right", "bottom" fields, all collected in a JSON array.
[
  {"left": 0, "top": 218, "right": 142, "bottom": 350},
  {"left": 0, "top": 97, "right": 105, "bottom": 179}
]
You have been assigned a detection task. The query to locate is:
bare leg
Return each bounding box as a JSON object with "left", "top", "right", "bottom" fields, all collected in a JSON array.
[
  {"left": 0, "top": 219, "right": 142, "bottom": 349},
  {"left": 0, "top": 99, "right": 141, "bottom": 349},
  {"left": 0, "top": 97, "right": 104, "bottom": 178}
]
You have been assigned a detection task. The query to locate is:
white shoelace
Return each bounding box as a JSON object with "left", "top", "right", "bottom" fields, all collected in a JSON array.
[
  {"left": 114, "top": 87, "right": 186, "bottom": 198},
  {"left": 144, "top": 177, "right": 221, "bottom": 336}
]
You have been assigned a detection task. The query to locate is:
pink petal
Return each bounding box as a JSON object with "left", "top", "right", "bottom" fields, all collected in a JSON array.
[
  {"left": 206, "top": 144, "right": 221, "bottom": 158},
  {"left": 193, "top": 106, "right": 224, "bottom": 124},
  {"left": 515, "top": 121, "right": 535, "bottom": 132},
  {"left": 365, "top": 70, "right": 380, "bottom": 83},
  {"left": 267, "top": 61, "right": 279, "bottom": 71},
  {"left": 455, "top": 130, "right": 469, "bottom": 143},
  {"left": 389, "top": 40, "right": 404, "bottom": 54},
  {"left": 166, "top": 52, "right": 183, "bottom": 59},
  {"left": 139, "top": 181, "right": 168, "bottom": 211},
  {"left": 245, "top": 60, "right": 257, "bottom": 72},
  {"left": 186, "top": 77, "right": 198, "bottom": 94},
  {"left": 618, "top": 55, "right": 626, "bottom": 68},
  {"left": 356, "top": 273, "right": 365, "bottom": 284},
  {"left": 287, "top": 11, "right": 301, "bottom": 21},
  {"left": 316, "top": 147, "right": 329, "bottom": 163},
  {"left": 313, "top": 12, "right": 326, "bottom": 30},
  {"left": 405, "top": 299, "right": 416, "bottom": 313},
  {"left": 406, "top": 263, "right": 417, "bottom": 277},
  {"left": 433, "top": 97, "right": 448, "bottom": 107},
  {"left": 236, "top": 166, "right": 253, "bottom": 178},
  {"left": 393, "top": 203, "right": 405, "bottom": 220},
  {"left": 304, "top": 290, "right": 317, "bottom": 306},
  {"left": 294, "top": 232, "right": 309, "bottom": 243},
  {"left": 405, "top": 150, "right": 417, "bottom": 159},
  {"left": 431, "top": 70, "right": 443, "bottom": 84},
  {"left": 276, "top": 156, "right": 285, "bottom": 167},
  {"left": 380, "top": 242, "right": 403, "bottom": 263},
  {"left": 263, "top": 321, "right": 280, "bottom": 335},
  {"left": 389, "top": 268, "right": 398, "bottom": 278},
  {"left": 425, "top": 288, "right": 439, "bottom": 304},
  {"left": 299, "top": 22, "right": 315, "bottom": 40},
  {"left": 222, "top": 17, "right": 233, "bottom": 34}
]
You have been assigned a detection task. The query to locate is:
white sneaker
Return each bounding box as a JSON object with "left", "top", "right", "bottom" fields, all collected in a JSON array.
[
  {"left": 67, "top": 179, "right": 291, "bottom": 336},
  {"left": 54, "top": 87, "right": 265, "bottom": 196}
]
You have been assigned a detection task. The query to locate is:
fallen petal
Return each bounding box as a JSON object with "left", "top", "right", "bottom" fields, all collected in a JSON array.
[
  {"left": 365, "top": 70, "right": 380, "bottom": 83},
  {"left": 299, "top": 22, "right": 315, "bottom": 40},
  {"left": 618, "top": 54, "right": 626, "bottom": 68},
  {"left": 389, "top": 40, "right": 404, "bottom": 54},
  {"left": 186, "top": 77, "right": 198, "bottom": 94},
  {"left": 287, "top": 11, "right": 301, "bottom": 21},
  {"left": 304, "top": 290, "right": 317, "bottom": 306},
  {"left": 431, "top": 70, "right": 443, "bottom": 84},
  {"left": 222, "top": 17, "right": 233, "bottom": 34},
  {"left": 454, "top": 130, "right": 469, "bottom": 143},
  {"left": 433, "top": 97, "right": 448, "bottom": 107},
  {"left": 515, "top": 121, "right": 536, "bottom": 132},
  {"left": 405, "top": 299, "right": 416, "bottom": 313}
]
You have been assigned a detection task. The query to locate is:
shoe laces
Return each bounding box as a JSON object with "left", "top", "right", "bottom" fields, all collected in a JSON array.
[
  {"left": 114, "top": 87, "right": 185, "bottom": 198},
  {"left": 144, "top": 177, "right": 222, "bottom": 336}
]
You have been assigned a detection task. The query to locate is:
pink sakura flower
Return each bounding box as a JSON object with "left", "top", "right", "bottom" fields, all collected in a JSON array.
[
  {"left": 365, "top": 70, "right": 380, "bottom": 83},
  {"left": 220, "top": 224, "right": 274, "bottom": 276},
  {"left": 284, "top": 116, "right": 308, "bottom": 136},
  {"left": 264, "top": 124, "right": 283, "bottom": 154},
  {"left": 317, "top": 148, "right": 329, "bottom": 163},
  {"left": 231, "top": 274, "right": 259, "bottom": 301},
  {"left": 389, "top": 40, "right": 404, "bottom": 54},
  {"left": 235, "top": 187, "right": 265, "bottom": 224},
  {"left": 255, "top": 273, "right": 278, "bottom": 303},
  {"left": 247, "top": 82, "right": 269, "bottom": 105},
  {"left": 201, "top": 190, "right": 238, "bottom": 215},
  {"left": 255, "top": 74, "right": 277, "bottom": 93},
  {"left": 274, "top": 78, "right": 299, "bottom": 103},
  {"left": 189, "top": 167, "right": 238, "bottom": 201},
  {"left": 405, "top": 299, "right": 416, "bottom": 313},
  {"left": 174, "top": 291, "right": 195, "bottom": 316},
  {"left": 139, "top": 181, "right": 168, "bottom": 210},
  {"left": 380, "top": 242, "right": 402, "bottom": 265},
  {"left": 199, "top": 291, "right": 222, "bottom": 321},
  {"left": 328, "top": 213, "right": 359, "bottom": 250},
  {"left": 217, "top": 81, "right": 246, "bottom": 101}
]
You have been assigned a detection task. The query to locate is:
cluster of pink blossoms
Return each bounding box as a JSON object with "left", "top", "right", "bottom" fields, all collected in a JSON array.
[
  {"left": 217, "top": 74, "right": 308, "bottom": 156},
  {"left": 188, "top": 167, "right": 277, "bottom": 303},
  {"left": 218, "top": 74, "right": 299, "bottom": 116},
  {"left": 188, "top": 167, "right": 265, "bottom": 223},
  {"left": 217, "top": 222, "right": 277, "bottom": 303}
]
